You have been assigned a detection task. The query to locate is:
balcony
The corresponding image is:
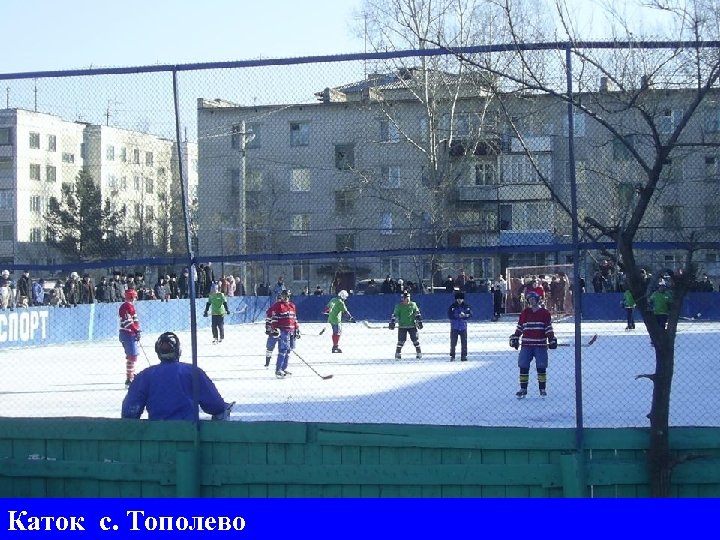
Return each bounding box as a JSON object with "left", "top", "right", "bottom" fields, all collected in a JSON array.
[{"left": 456, "top": 185, "right": 498, "bottom": 202}]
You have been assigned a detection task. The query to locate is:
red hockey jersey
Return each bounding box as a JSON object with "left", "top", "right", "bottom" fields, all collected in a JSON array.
[{"left": 513, "top": 306, "right": 554, "bottom": 348}]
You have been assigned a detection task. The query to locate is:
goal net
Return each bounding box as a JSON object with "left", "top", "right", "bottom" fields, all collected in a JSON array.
[{"left": 504, "top": 264, "right": 575, "bottom": 317}]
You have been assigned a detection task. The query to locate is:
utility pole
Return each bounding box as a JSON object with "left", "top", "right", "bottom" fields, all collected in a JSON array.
[
  {"left": 33, "top": 79, "right": 38, "bottom": 111},
  {"left": 5, "top": 87, "right": 9, "bottom": 108}
]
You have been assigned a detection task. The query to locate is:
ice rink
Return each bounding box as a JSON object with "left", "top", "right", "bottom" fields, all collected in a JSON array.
[{"left": 1, "top": 318, "right": 717, "bottom": 428}]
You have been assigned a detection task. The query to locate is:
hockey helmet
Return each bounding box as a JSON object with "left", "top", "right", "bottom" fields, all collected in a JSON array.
[
  {"left": 279, "top": 289, "right": 291, "bottom": 299},
  {"left": 338, "top": 290, "right": 349, "bottom": 300},
  {"left": 525, "top": 291, "right": 540, "bottom": 303},
  {"left": 155, "top": 332, "right": 181, "bottom": 361},
  {"left": 125, "top": 288, "right": 138, "bottom": 301},
  {"left": 210, "top": 282, "right": 218, "bottom": 293},
  {"left": 1, "top": 270, "right": 8, "bottom": 277},
  {"left": 401, "top": 291, "right": 411, "bottom": 300}
]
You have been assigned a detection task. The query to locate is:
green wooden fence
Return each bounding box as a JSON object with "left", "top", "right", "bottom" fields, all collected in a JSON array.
[{"left": 0, "top": 419, "right": 718, "bottom": 497}]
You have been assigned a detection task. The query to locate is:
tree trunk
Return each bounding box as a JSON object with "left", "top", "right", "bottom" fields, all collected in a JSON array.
[{"left": 647, "top": 335, "right": 675, "bottom": 497}]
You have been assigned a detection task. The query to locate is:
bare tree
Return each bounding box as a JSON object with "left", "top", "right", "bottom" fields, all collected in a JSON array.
[{"left": 432, "top": 0, "right": 720, "bottom": 495}]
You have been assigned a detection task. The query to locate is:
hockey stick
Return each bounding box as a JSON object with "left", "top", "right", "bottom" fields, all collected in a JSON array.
[
  {"left": 557, "top": 334, "right": 598, "bottom": 347},
  {"left": 138, "top": 341, "right": 152, "bottom": 367},
  {"left": 291, "top": 350, "right": 333, "bottom": 380},
  {"left": 362, "top": 320, "right": 389, "bottom": 330}
]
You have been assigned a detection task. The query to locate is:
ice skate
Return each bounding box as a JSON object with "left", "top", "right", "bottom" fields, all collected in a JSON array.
[
  {"left": 265, "top": 356, "right": 271, "bottom": 368},
  {"left": 416, "top": 352, "right": 422, "bottom": 359},
  {"left": 516, "top": 389, "right": 527, "bottom": 399},
  {"left": 539, "top": 389, "right": 547, "bottom": 397},
  {"left": 449, "top": 356, "right": 455, "bottom": 362},
  {"left": 460, "top": 357, "right": 467, "bottom": 362},
  {"left": 394, "top": 352, "right": 401, "bottom": 360},
  {"left": 282, "top": 369, "right": 291, "bottom": 376},
  {"left": 331, "top": 346, "right": 342, "bottom": 353},
  {"left": 212, "top": 338, "right": 218, "bottom": 344},
  {"left": 275, "top": 370, "right": 286, "bottom": 379}
]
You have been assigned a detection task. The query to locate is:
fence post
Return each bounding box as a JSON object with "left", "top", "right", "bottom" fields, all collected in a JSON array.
[
  {"left": 176, "top": 448, "right": 199, "bottom": 497},
  {"left": 560, "top": 451, "right": 586, "bottom": 497}
]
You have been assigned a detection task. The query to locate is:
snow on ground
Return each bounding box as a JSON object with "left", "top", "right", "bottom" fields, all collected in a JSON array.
[{"left": 0, "top": 319, "right": 717, "bottom": 428}]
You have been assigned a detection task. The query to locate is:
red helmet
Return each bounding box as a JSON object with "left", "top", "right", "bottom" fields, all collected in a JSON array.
[{"left": 125, "top": 288, "right": 138, "bottom": 301}]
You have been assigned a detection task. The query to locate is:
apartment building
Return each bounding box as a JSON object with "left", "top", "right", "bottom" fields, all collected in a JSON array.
[
  {"left": 196, "top": 71, "right": 720, "bottom": 291},
  {"left": 0, "top": 108, "right": 197, "bottom": 267}
]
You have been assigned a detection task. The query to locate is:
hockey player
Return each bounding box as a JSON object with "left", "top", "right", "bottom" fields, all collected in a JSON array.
[
  {"left": 389, "top": 291, "right": 423, "bottom": 360},
  {"left": 509, "top": 291, "right": 557, "bottom": 398},
  {"left": 203, "top": 282, "right": 231, "bottom": 343},
  {"left": 122, "top": 332, "right": 232, "bottom": 421},
  {"left": 325, "top": 289, "right": 355, "bottom": 353},
  {"left": 264, "top": 291, "right": 286, "bottom": 368},
  {"left": 623, "top": 287, "right": 636, "bottom": 330},
  {"left": 267, "top": 289, "right": 300, "bottom": 378},
  {"left": 119, "top": 288, "right": 142, "bottom": 387},
  {"left": 448, "top": 291, "right": 472, "bottom": 361}
]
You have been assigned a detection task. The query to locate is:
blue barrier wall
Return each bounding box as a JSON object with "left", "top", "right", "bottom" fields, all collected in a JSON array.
[{"left": 0, "top": 293, "right": 716, "bottom": 349}]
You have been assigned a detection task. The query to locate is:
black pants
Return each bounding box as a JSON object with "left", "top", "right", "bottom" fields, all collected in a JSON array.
[
  {"left": 450, "top": 329, "right": 467, "bottom": 359},
  {"left": 211, "top": 314, "right": 225, "bottom": 340}
]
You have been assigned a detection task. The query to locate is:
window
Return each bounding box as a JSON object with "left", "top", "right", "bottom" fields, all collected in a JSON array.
[
  {"left": 563, "top": 110, "right": 586, "bottom": 137},
  {"left": 704, "top": 109, "right": 720, "bottom": 133},
  {"left": 108, "top": 175, "right": 118, "bottom": 190},
  {"left": 120, "top": 176, "right": 127, "bottom": 190},
  {"left": 80, "top": 143, "right": 87, "bottom": 160},
  {"left": 336, "top": 233, "right": 355, "bottom": 251},
  {"left": 501, "top": 154, "right": 549, "bottom": 183},
  {"left": 617, "top": 182, "right": 636, "bottom": 206},
  {"left": 29, "top": 132, "right": 40, "bottom": 149},
  {"left": 145, "top": 152, "right": 153, "bottom": 166},
  {"left": 381, "top": 165, "right": 400, "bottom": 188},
  {"left": 499, "top": 202, "right": 552, "bottom": 230},
  {"left": 0, "top": 224, "right": 12, "bottom": 241},
  {"left": 291, "top": 214, "right": 310, "bottom": 236},
  {"left": 120, "top": 147, "right": 127, "bottom": 162},
  {"left": 158, "top": 167, "right": 166, "bottom": 177},
  {"left": 30, "top": 163, "right": 41, "bottom": 180},
  {"left": 291, "top": 168, "right": 311, "bottom": 191},
  {"left": 381, "top": 257, "right": 400, "bottom": 277},
  {"left": 30, "top": 195, "right": 43, "bottom": 213},
  {"left": 0, "top": 127, "right": 12, "bottom": 145},
  {"left": 659, "top": 109, "right": 682, "bottom": 134},
  {"left": 106, "top": 145, "right": 115, "bottom": 161},
  {"left": 335, "top": 144, "right": 355, "bottom": 170},
  {"left": 380, "top": 119, "right": 400, "bottom": 142},
  {"left": 62, "top": 152, "right": 75, "bottom": 163},
  {"left": 231, "top": 124, "right": 242, "bottom": 149},
  {"left": 246, "top": 169, "right": 263, "bottom": 190},
  {"left": 30, "top": 228, "right": 42, "bottom": 243},
  {"left": 145, "top": 176, "right": 154, "bottom": 194},
  {"left": 335, "top": 190, "right": 356, "bottom": 214},
  {"left": 0, "top": 157, "right": 12, "bottom": 170},
  {"left": 613, "top": 135, "right": 635, "bottom": 161},
  {"left": 292, "top": 261, "right": 310, "bottom": 281},
  {"left": 705, "top": 156, "right": 717, "bottom": 179},
  {"left": 247, "top": 123, "right": 262, "bottom": 149},
  {"left": 134, "top": 203, "right": 142, "bottom": 219},
  {"left": 145, "top": 206, "right": 154, "bottom": 221},
  {"left": 418, "top": 116, "right": 429, "bottom": 143},
  {"left": 47, "top": 134, "right": 56, "bottom": 151},
  {"left": 380, "top": 212, "right": 393, "bottom": 235},
  {"left": 661, "top": 206, "right": 682, "bottom": 230},
  {"left": 134, "top": 176, "right": 141, "bottom": 191},
  {"left": 474, "top": 162, "right": 497, "bottom": 185},
  {"left": 705, "top": 205, "right": 719, "bottom": 227},
  {"left": 662, "top": 158, "right": 682, "bottom": 183},
  {"left": 290, "top": 122, "right": 309, "bottom": 146},
  {"left": 46, "top": 165, "right": 56, "bottom": 182},
  {"left": 133, "top": 149, "right": 140, "bottom": 164}
]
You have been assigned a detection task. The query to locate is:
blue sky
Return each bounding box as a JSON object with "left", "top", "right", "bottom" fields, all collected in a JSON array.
[{"left": 1, "top": 0, "right": 365, "bottom": 73}]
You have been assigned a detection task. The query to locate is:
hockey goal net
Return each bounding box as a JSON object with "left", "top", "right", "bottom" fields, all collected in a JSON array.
[{"left": 504, "top": 264, "right": 575, "bottom": 317}]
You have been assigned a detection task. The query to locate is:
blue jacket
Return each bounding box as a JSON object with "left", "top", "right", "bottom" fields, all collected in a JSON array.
[
  {"left": 122, "top": 361, "right": 226, "bottom": 420},
  {"left": 448, "top": 301, "right": 472, "bottom": 331}
]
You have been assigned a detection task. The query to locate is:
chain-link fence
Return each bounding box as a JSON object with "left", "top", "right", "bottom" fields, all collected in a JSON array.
[{"left": 0, "top": 41, "right": 718, "bottom": 427}]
